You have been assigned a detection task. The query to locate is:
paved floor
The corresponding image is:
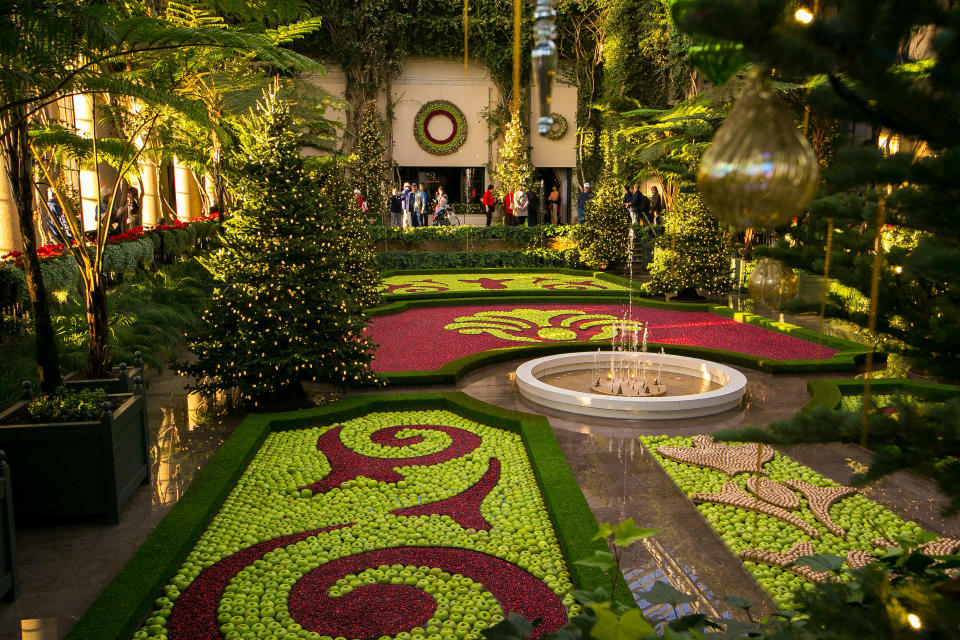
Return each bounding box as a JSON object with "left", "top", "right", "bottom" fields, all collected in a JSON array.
[{"left": 2, "top": 343, "right": 957, "bottom": 637}]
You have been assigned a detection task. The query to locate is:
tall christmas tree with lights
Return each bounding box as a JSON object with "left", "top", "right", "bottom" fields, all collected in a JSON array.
[
  {"left": 182, "top": 89, "right": 381, "bottom": 403},
  {"left": 353, "top": 100, "right": 389, "bottom": 222},
  {"left": 492, "top": 110, "right": 534, "bottom": 197}
]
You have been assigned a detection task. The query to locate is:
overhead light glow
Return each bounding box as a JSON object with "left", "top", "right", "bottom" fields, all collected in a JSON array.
[
  {"left": 795, "top": 8, "right": 814, "bottom": 23},
  {"left": 907, "top": 613, "right": 922, "bottom": 630}
]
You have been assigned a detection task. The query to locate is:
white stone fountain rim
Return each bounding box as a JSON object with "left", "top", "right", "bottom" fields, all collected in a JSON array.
[{"left": 514, "top": 351, "right": 748, "bottom": 419}]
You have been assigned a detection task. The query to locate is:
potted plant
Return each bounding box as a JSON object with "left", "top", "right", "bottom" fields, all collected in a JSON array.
[{"left": 0, "top": 381, "right": 149, "bottom": 524}]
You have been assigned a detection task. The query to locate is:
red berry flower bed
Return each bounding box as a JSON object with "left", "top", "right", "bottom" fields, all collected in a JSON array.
[
  {"left": 368, "top": 303, "right": 838, "bottom": 372},
  {"left": 134, "top": 410, "right": 577, "bottom": 640}
]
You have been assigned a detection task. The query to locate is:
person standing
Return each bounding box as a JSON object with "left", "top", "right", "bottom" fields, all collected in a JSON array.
[
  {"left": 629, "top": 183, "right": 650, "bottom": 225},
  {"left": 504, "top": 190, "right": 515, "bottom": 226},
  {"left": 413, "top": 184, "right": 426, "bottom": 227},
  {"left": 525, "top": 185, "right": 539, "bottom": 226},
  {"left": 576, "top": 183, "right": 593, "bottom": 224},
  {"left": 482, "top": 184, "right": 495, "bottom": 226},
  {"left": 400, "top": 182, "right": 412, "bottom": 228},
  {"left": 514, "top": 186, "right": 529, "bottom": 226},
  {"left": 622, "top": 185, "right": 632, "bottom": 214},
  {"left": 405, "top": 183, "right": 418, "bottom": 228},
  {"left": 649, "top": 185, "right": 665, "bottom": 225},
  {"left": 388, "top": 187, "right": 403, "bottom": 227},
  {"left": 547, "top": 185, "right": 561, "bottom": 225},
  {"left": 44, "top": 188, "right": 72, "bottom": 244}
]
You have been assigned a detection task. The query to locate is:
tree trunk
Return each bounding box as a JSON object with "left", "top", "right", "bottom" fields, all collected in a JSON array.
[
  {"left": 84, "top": 272, "right": 110, "bottom": 378},
  {"left": 3, "top": 110, "right": 63, "bottom": 392}
]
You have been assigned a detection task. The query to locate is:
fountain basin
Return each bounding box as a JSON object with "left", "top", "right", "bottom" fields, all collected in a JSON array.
[{"left": 515, "top": 352, "right": 747, "bottom": 420}]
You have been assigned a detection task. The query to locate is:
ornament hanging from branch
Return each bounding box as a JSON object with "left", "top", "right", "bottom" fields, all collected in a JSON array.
[
  {"left": 532, "top": 0, "right": 558, "bottom": 136},
  {"left": 697, "top": 69, "right": 820, "bottom": 229},
  {"left": 688, "top": 41, "right": 747, "bottom": 86},
  {"left": 748, "top": 258, "right": 799, "bottom": 310}
]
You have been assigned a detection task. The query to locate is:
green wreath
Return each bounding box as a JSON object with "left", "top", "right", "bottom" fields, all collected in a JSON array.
[
  {"left": 414, "top": 100, "right": 468, "bottom": 155},
  {"left": 544, "top": 113, "right": 568, "bottom": 141}
]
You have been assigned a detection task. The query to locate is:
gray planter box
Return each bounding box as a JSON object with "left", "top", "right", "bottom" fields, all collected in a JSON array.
[
  {"left": 63, "top": 355, "right": 144, "bottom": 395},
  {"left": 0, "top": 452, "right": 17, "bottom": 601},
  {"left": 0, "top": 389, "right": 150, "bottom": 524}
]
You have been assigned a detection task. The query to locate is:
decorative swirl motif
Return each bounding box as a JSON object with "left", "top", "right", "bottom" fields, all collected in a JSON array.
[
  {"left": 531, "top": 277, "right": 606, "bottom": 291},
  {"left": 444, "top": 309, "right": 643, "bottom": 343},
  {"left": 460, "top": 278, "right": 514, "bottom": 290},
  {"left": 384, "top": 279, "right": 450, "bottom": 295},
  {"left": 301, "top": 424, "right": 482, "bottom": 494},
  {"left": 391, "top": 458, "right": 501, "bottom": 530},
  {"left": 166, "top": 527, "right": 344, "bottom": 640},
  {"left": 289, "top": 546, "right": 567, "bottom": 640}
]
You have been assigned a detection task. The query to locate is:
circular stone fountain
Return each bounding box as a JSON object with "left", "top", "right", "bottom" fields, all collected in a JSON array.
[{"left": 515, "top": 351, "right": 747, "bottom": 420}]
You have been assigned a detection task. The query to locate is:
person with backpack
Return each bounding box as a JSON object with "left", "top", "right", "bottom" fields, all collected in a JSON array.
[{"left": 629, "top": 182, "right": 651, "bottom": 225}]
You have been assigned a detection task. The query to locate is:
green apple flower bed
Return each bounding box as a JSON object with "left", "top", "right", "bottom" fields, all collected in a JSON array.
[
  {"left": 381, "top": 272, "right": 630, "bottom": 296},
  {"left": 639, "top": 435, "right": 930, "bottom": 610},
  {"left": 130, "top": 408, "right": 580, "bottom": 640}
]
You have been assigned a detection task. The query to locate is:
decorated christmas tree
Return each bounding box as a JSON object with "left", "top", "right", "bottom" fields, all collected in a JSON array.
[
  {"left": 352, "top": 100, "right": 389, "bottom": 222},
  {"left": 576, "top": 178, "right": 630, "bottom": 269},
  {"left": 491, "top": 109, "right": 534, "bottom": 197},
  {"left": 646, "top": 192, "right": 730, "bottom": 296},
  {"left": 182, "top": 89, "right": 381, "bottom": 403},
  {"left": 673, "top": 0, "right": 960, "bottom": 373}
]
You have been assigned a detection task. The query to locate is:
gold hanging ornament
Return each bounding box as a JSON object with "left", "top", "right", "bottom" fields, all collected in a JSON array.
[
  {"left": 697, "top": 69, "right": 820, "bottom": 229},
  {"left": 748, "top": 258, "right": 799, "bottom": 310}
]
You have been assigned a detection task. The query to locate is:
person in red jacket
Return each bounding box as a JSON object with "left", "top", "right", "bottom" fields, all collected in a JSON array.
[
  {"left": 504, "top": 190, "right": 515, "bottom": 226},
  {"left": 482, "top": 184, "right": 495, "bottom": 226}
]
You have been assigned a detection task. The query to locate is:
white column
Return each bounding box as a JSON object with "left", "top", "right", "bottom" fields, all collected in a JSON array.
[
  {"left": 173, "top": 159, "right": 201, "bottom": 221},
  {"left": 140, "top": 159, "right": 160, "bottom": 226},
  {"left": 204, "top": 173, "right": 217, "bottom": 211},
  {"left": 0, "top": 163, "right": 22, "bottom": 253},
  {"left": 72, "top": 94, "right": 100, "bottom": 232}
]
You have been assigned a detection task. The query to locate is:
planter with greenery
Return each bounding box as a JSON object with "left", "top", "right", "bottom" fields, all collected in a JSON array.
[
  {"left": 0, "top": 384, "right": 149, "bottom": 524},
  {"left": 0, "top": 451, "right": 17, "bottom": 602}
]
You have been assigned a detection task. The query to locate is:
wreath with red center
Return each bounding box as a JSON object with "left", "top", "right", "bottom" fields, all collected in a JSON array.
[{"left": 414, "top": 100, "right": 468, "bottom": 155}]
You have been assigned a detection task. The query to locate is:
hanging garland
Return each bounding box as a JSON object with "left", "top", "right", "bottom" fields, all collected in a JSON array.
[
  {"left": 414, "top": 100, "right": 468, "bottom": 155},
  {"left": 544, "top": 113, "right": 568, "bottom": 141}
]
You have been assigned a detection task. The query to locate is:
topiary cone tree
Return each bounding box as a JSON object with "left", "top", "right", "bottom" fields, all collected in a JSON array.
[
  {"left": 491, "top": 109, "right": 534, "bottom": 198},
  {"left": 182, "top": 89, "right": 381, "bottom": 403},
  {"left": 352, "top": 100, "right": 389, "bottom": 222},
  {"left": 576, "top": 178, "right": 630, "bottom": 269}
]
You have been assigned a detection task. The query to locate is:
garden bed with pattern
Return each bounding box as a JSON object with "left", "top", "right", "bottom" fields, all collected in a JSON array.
[
  {"left": 369, "top": 302, "right": 843, "bottom": 377},
  {"left": 380, "top": 270, "right": 631, "bottom": 298},
  {"left": 70, "top": 394, "right": 618, "bottom": 640},
  {"left": 638, "top": 435, "right": 955, "bottom": 610}
]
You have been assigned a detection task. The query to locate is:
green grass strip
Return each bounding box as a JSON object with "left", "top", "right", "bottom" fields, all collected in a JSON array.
[
  {"left": 67, "top": 392, "right": 630, "bottom": 640},
  {"left": 803, "top": 378, "right": 960, "bottom": 411}
]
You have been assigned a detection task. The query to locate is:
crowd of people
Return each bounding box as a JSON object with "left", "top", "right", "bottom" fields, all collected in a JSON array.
[{"left": 358, "top": 180, "right": 666, "bottom": 228}]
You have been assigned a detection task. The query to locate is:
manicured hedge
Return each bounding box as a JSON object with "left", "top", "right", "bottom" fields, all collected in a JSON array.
[
  {"left": 66, "top": 393, "right": 629, "bottom": 640},
  {"left": 803, "top": 378, "right": 960, "bottom": 411},
  {"left": 376, "top": 249, "right": 584, "bottom": 271}
]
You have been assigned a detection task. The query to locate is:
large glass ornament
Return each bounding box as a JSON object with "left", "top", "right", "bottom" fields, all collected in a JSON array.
[
  {"left": 697, "top": 70, "right": 820, "bottom": 229},
  {"left": 532, "top": 0, "right": 558, "bottom": 135},
  {"left": 748, "top": 258, "right": 799, "bottom": 310},
  {"left": 688, "top": 41, "right": 746, "bottom": 86}
]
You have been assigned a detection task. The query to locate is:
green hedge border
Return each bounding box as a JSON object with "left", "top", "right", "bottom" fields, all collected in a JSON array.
[
  {"left": 367, "top": 294, "right": 872, "bottom": 385},
  {"left": 379, "top": 268, "right": 643, "bottom": 303},
  {"left": 803, "top": 378, "right": 960, "bottom": 411},
  {"left": 66, "top": 392, "right": 631, "bottom": 640}
]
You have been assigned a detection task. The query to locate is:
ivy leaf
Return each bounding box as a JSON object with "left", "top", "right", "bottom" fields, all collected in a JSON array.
[
  {"left": 640, "top": 581, "right": 695, "bottom": 606},
  {"left": 667, "top": 613, "right": 716, "bottom": 633},
  {"left": 590, "top": 603, "right": 655, "bottom": 640},
  {"left": 575, "top": 550, "right": 617, "bottom": 571},
  {"left": 592, "top": 521, "right": 614, "bottom": 541},
  {"left": 791, "top": 553, "right": 845, "bottom": 573},
  {"left": 611, "top": 518, "right": 660, "bottom": 547}
]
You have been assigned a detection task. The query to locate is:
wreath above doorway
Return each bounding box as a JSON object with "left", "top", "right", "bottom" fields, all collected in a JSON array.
[
  {"left": 544, "top": 113, "right": 568, "bottom": 141},
  {"left": 414, "top": 100, "right": 468, "bottom": 155}
]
